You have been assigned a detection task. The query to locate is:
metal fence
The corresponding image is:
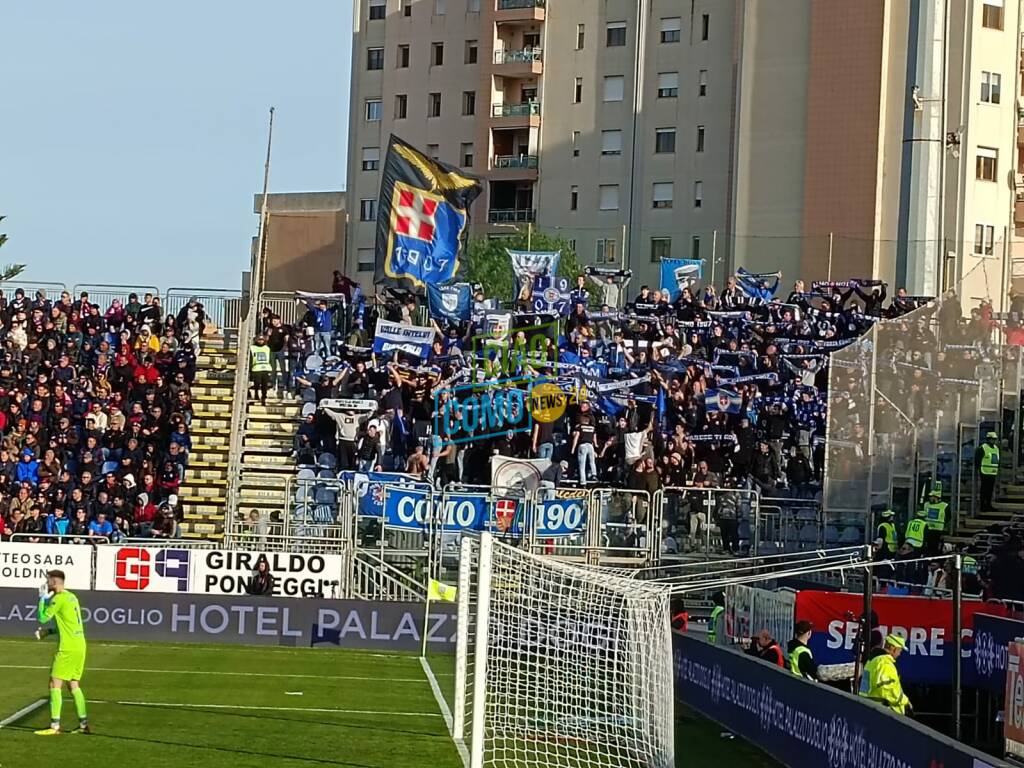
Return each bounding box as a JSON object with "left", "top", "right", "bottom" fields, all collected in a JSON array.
[{"left": 824, "top": 258, "right": 1010, "bottom": 546}]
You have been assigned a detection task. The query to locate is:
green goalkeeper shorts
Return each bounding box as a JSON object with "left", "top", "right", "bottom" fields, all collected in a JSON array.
[{"left": 51, "top": 648, "right": 86, "bottom": 682}]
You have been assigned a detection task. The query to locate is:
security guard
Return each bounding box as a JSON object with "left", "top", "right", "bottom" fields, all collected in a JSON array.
[
  {"left": 249, "top": 333, "right": 273, "bottom": 406},
  {"left": 976, "top": 431, "right": 1000, "bottom": 512},
  {"left": 707, "top": 592, "right": 725, "bottom": 645},
  {"left": 875, "top": 509, "right": 899, "bottom": 557},
  {"left": 861, "top": 634, "right": 912, "bottom": 715},
  {"left": 904, "top": 508, "right": 927, "bottom": 551},
  {"left": 923, "top": 482, "right": 948, "bottom": 553},
  {"left": 788, "top": 620, "right": 818, "bottom": 680}
]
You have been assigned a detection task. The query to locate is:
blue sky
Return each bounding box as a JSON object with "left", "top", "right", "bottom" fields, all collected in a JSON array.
[{"left": 0, "top": 2, "right": 351, "bottom": 291}]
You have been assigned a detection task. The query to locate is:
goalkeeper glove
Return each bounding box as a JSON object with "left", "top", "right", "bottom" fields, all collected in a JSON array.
[
  {"left": 34, "top": 627, "right": 51, "bottom": 641},
  {"left": 38, "top": 583, "right": 53, "bottom": 600}
]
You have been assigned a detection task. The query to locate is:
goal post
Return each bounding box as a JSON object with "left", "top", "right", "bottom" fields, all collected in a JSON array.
[{"left": 447, "top": 532, "right": 675, "bottom": 768}]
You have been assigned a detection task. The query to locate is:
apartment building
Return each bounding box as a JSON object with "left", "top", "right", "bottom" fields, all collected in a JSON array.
[{"left": 345, "top": 0, "right": 1022, "bottom": 305}]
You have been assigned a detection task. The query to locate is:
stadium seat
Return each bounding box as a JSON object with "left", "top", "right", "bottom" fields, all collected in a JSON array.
[{"left": 296, "top": 468, "right": 316, "bottom": 481}]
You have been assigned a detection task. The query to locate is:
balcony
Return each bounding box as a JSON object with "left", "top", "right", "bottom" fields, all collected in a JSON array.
[
  {"left": 488, "top": 208, "right": 536, "bottom": 223},
  {"left": 494, "top": 154, "right": 538, "bottom": 168},
  {"left": 490, "top": 154, "right": 539, "bottom": 181},
  {"left": 492, "top": 102, "right": 540, "bottom": 117},
  {"left": 495, "top": 0, "right": 545, "bottom": 23},
  {"left": 493, "top": 47, "right": 543, "bottom": 76}
]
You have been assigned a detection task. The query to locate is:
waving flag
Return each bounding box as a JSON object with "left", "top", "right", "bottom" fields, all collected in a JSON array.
[
  {"left": 375, "top": 135, "right": 483, "bottom": 288},
  {"left": 704, "top": 389, "right": 743, "bottom": 414},
  {"left": 427, "top": 282, "right": 473, "bottom": 322},
  {"left": 660, "top": 258, "right": 703, "bottom": 299},
  {"left": 531, "top": 275, "right": 571, "bottom": 315}
]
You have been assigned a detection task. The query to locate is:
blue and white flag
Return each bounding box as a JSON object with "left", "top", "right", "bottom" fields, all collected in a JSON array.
[
  {"left": 427, "top": 282, "right": 472, "bottom": 323},
  {"left": 508, "top": 249, "right": 560, "bottom": 297},
  {"left": 372, "top": 320, "right": 436, "bottom": 358},
  {"left": 660, "top": 258, "right": 703, "bottom": 300},
  {"left": 704, "top": 389, "right": 743, "bottom": 414},
  {"left": 531, "top": 275, "right": 572, "bottom": 315}
]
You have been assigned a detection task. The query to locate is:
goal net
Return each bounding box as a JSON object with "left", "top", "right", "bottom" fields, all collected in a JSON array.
[{"left": 434, "top": 532, "right": 674, "bottom": 768}]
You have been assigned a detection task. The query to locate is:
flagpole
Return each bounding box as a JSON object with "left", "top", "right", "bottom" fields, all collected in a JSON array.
[{"left": 420, "top": 593, "right": 432, "bottom": 658}]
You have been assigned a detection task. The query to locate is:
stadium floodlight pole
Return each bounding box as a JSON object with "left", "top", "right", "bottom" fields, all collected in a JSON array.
[
  {"left": 255, "top": 106, "right": 276, "bottom": 295},
  {"left": 952, "top": 552, "right": 963, "bottom": 741}
]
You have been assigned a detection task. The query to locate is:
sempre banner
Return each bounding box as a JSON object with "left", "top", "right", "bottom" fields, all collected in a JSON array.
[
  {"left": 0, "top": 588, "right": 455, "bottom": 651},
  {"left": 95, "top": 546, "right": 345, "bottom": 597},
  {"left": 673, "top": 633, "right": 1006, "bottom": 768},
  {"left": 794, "top": 590, "right": 1007, "bottom": 684},
  {"left": 0, "top": 543, "right": 91, "bottom": 589}
]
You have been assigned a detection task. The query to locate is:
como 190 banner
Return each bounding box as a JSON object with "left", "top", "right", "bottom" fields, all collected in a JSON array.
[
  {"left": 794, "top": 590, "right": 1007, "bottom": 684},
  {"left": 673, "top": 633, "right": 1006, "bottom": 768},
  {"left": 95, "top": 546, "right": 344, "bottom": 597},
  {"left": 0, "top": 588, "right": 455, "bottom": 651}
]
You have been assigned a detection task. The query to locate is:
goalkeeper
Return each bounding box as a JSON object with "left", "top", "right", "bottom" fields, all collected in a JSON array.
[{"left": 33, "top": 569, "right": 90, "bottom": 735}]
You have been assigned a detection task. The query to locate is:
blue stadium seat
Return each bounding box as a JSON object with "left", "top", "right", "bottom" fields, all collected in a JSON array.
[
  {"left": 824, "top": 526, "right": 841, "bottom": 545},
  {"left": 839, "top": 526, "right": 863, "bottom": 544},
  {"left": 296, "top": 468, "right": 316, "bottom": 481},
  {"left": 317, "top": 453, "right": 337, "bottom": 469}
]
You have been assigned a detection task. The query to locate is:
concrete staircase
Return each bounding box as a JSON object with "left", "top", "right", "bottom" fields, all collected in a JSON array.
[
  {"left": 177, "top": 338, "right": 237, "bottom": 539},
  {"left": 233, "top": 394, "right": 301, "bottom": 532},
  {"left": 947, "top": 456, "right": 1023, "bottom": 547}
]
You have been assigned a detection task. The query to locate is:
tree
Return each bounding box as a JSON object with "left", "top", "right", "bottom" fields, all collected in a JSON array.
[
  {"left": 462, "top": 229, "right": 587, "bottom": 304},
  {"left": 0, "top": 218, "right": 26, "bottom": 283}
]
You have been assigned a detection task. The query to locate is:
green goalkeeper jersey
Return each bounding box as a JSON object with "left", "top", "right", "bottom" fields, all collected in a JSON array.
[{"left": 38, "top": 590, "right": 86, "bottom": 652}]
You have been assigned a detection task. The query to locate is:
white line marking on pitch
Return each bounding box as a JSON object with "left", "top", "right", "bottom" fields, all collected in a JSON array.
[
  {"left": 87, "top": 700, "right": 442, "bottom": 718},
  {"left": 0, "top": 699, "right": 46, "bottom": 729},
  {"left": 0, "top": 639, "right": 426, "bottom": 660},
  {"left": 0, "top": 664, "right": 432, "bottom": 683}
]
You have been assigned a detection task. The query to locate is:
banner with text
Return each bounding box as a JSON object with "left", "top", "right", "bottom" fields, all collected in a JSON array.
[
  {"left": 794, "top": 590, "right": 1007, "bottom": 684},
  {"left": 0, "top": 588, "right": 455, "bottom": 651},
  {"left": 673, "top": 633, "right": 1005, "bottom": 768},
  {"left": 95, "top": 546, "right": 345, "bottom": 598},
  {"left": 0, "top": 542, "right": 92, "bottom": 590},
  {"left": 965, "top": 612, "right": 1024, "bottom": 695}
]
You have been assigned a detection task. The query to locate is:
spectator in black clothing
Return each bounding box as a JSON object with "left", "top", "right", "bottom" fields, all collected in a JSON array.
[
  {"left": 787, "top": 620, "right": 819, "bottom": 680},
  {"left": 245, "top": 557, "right": 274, "bottom": 596}
]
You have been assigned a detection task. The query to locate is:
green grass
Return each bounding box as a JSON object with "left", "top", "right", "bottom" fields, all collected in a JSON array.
[
  {"left": 0, "top": 638, "right": 461, "bottom": 768},
  {"left": 0, "top": 639, "right": 779, "bottom": 767}
]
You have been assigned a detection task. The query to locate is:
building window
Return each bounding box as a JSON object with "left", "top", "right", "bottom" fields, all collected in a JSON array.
[
  {"left": 568, "top": 238, "right": 577, "bottom": 252},
  {"left": 366, "top": 99, "right": 382, "bottom": 121},
  {"left": 570, "top": 186, "right": 578, "bottom": 210},
  {"left": 369, "top": 0, "right": 386, "bottom": 20},
  {"left": 976, "top": 147, "right": 998, "bottom": 181},
  {"left": 461, "top": 142, "right": 474, "bottom": 168},
  {"left": 574, "top": 77, "right": 583, "bottom": 103},
  {"left": 603, "top": 75, "right": 625, "bottom": 102},
  {"left": 694, "top": 181, "right": 703, "bottom": 208},
  {"left": 596, "top": 239, "right": 617, "bottom": 264},
  {"left": 599, "top": 185, "right": 620, "bottom": 211},
  {"left": 974, "top": 224, "right": 996, "bottom": 255},
  {"left": 434, "top": 0, "right": 445, "bottom": 14},
  {"left": 606, "top": 21, "right": 627, "bottom": 47},
  {"left": 698, "top": 70, "right": 708, "bottom": 96},
  {"left": 650, "top": 237, "right": 671, "bottom": 262},
  {"left": 359, "top": 199, "right": 377, "bottom": 221},
  {"left": 601, "top": 130, "right": 623, "bottom": 156},
  {"left": 462, "top": 91, "right": 476, "bottom": 115},
  {"left": 653, "top": 182, "right": 674, "bottom": 209},
  {"left": 657, "top": 72, "right": 679, "bottom": 98},
  {"left": 576, "top": 23, "right": 585, "bottom": 50},
  {"left": 696, "top": 125, "right": 705, "bottom": 152},
  {"left": 428, "top": 92, "right": 442, "bottom": 117},
  {"left": 655, "top": 128, "right": 676, "bottom": 154},
  {"left": 468, "top": 0, "right": 479, "bottom": 10},
  {"left": 981, "top": 71, "right": 1002, "bottom": 103},
  {"left": 427, "top": 144, "right": 439, "bottom": 160},
  {"left": 982, "top": 1, "right": 1003, "bottom": 29},
  {"left": 367, "top": 47, "right": 384, "bottom": 70},
  {"left": 701, "top": 13, "right": 709, "bottom": 40},
  {"left": 431, "top": 42, "right": 444, "bottom": 66},
  {"left": 691, "top": 236, "right": 701, "bottom": 260},
  {"left": 660, "top": 17, "right": 681, "bottom": 42},
  {"left": 465, "top": 40, "right": 478, "bottom": 64},
  {"left": 572, "top": 131, "right": 580, "bottom": 157},
  {"left": 357, "top": 248, "right": 375, "bottom": 272},
  {"left": 403, "top": 0, "right": 411, "bottom": 16},
  {"left": 397, "top": 44, "right": 410, "bottom": 68},
  {"left": 361, "top": 147, "right": 380, "bottom": 171},
  {"left": 395, "top": 94, "right": 408, "bottom": 119}
]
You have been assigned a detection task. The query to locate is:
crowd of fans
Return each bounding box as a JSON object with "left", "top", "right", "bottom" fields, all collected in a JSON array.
[
  {"left": 262, "top": 269, "right": 932, "bottom": 554},
  {"left": 0, "top": 287, "right": 205, "bottom": 544}
]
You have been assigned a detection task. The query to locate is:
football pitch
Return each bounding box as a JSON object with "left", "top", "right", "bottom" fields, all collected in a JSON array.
[{"left": 0, "top": 638, "right": 776, "bottom": 767}]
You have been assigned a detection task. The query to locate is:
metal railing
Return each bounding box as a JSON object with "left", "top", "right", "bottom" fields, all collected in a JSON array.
[
  {"left": 352, "top": 550, "right": 426, "bottom": 601},
  {"left": 488, "top": 208, "right": 536, "bottom": 223},
  {"left": 493, "top": 154, "right": 538, "bottom": 169},
  {"left": 497, "top": 0, "right": 545, "bottom": 9},
  {"left": 493, "top": 48, "right": 543, "bottom": 64},
  {"left": 258, "top": 291, "right": 305, "bottom": 326},
  {"left": 491, "top": 101, "right": 541, "bottom": 118},
  {"left": 0, "top": 281, "right": 70, "bottom": 299},
  {"left": 73, "top": 283, "right": 160, "bottom": 312},
  {"left": 164, "top": 288, "right": 243, "bottom": 337}
]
